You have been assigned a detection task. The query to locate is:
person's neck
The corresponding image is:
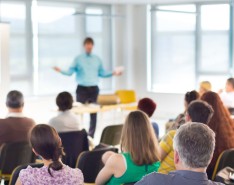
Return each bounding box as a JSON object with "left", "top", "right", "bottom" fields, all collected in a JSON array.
[
  {"left": 8, "top": 108, "right": 23, "bottom": 113},
  {"left": 42, "top": 158, "right": 63, "bottom": 167},
  {"left": 43, "top": 158, "right": 53, "bottom": 167},
  {"left": 176, "top": 166, "right": 206, "bottom": 173}
]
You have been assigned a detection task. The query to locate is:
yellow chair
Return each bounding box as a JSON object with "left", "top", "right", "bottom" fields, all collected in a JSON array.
[{"left": 115, "top": 90, "right": 136, "bottom": 104}]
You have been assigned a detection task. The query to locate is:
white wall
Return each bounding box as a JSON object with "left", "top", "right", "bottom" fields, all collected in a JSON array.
[{"left": 113, "top": 4, "right": 185, "bottom": 120}]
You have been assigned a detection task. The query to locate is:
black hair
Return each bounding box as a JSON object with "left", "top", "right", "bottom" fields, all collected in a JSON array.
[
  {"left": 185, "top": 90, "right": 200, "bottom": 105},
  {"left": 83, "top": 37, "right": 94, "bottom": 45},
  {"left": 56, "top": 92, "right": 73, "bottom": 111},
  {"left": 187, "top": 100, "right": 214, "bottom": 124},
  {"left": 6, "top": 90, "right": 24, "bottom": 109}
]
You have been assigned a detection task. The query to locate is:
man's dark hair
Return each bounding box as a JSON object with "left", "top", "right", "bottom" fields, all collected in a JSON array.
[
  {"left": 83, "top": 37, "right": 94, "bottom": 45},
  {"left": 56, "top": 92, "right": 73, "bottom": 111},
  {"left": 187, "top": 100, "right": 214, "bottom": 124},
  {"left": 185, "top": 90, "right": 199, "bottom": 105},
  {"left": 6, "top": 90, "right": 24, "bottom": 109},
  {"left": 227, "top": 78, "right": 234, "bottom": 88}
]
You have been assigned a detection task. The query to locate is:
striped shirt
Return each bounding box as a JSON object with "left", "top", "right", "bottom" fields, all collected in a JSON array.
[{"left": 158, "top": 130, "right": 176, "bottom": 174}]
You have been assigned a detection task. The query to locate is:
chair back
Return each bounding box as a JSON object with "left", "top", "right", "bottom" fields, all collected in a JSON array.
[
  {"left": 59, "top": 129, "right": 89, "bottom": 168},
  {"left": 100, "top": 124, "right": 123, "bottom": 146},
  {"left": 0, "top": 141, "right": 35, "bottom": 176},
  {"left": 76, "top": 147, "right": 118, "bottom": 183},
  {"left": 212, "top": 148, "right": 234, "bottom": 180},
  {"left": 115, "top": 90, "right": 136, "bottom": 104},
  {"left": 97, "top": 94, "right": 120, "bottom": 106},
  {"left": 9, "top": 163, "right": 44, "bottom": 185}
]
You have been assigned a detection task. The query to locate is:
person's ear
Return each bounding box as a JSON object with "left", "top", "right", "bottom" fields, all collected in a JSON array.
[
  {"left": 174, "top": 150, "right": 180, "bottom": 165},
  {"left": 185, "top": 113, "right": 191, "bottom": 122},
  {"left": 32, "top": 148, "right": 39, "bottom": 156}
]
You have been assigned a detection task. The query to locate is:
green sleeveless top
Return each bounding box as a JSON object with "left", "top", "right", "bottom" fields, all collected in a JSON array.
[{"left": 106, "top": 153, "right": 160, "bottom": 185}]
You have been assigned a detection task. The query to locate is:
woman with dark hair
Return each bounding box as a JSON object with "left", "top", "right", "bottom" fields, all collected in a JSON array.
[
  {"left": 49, "top": 91, "right": 81, "bottom": 132},
  {"left": 16, "top": 124, "right": 83, "bottom": 185},
  {"left": 201, "top": 91, "right": 234, "bottom": 178}
]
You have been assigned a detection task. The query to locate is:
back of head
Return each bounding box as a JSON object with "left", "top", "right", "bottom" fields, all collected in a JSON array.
[
  {"left": 137, "top": 98, "right": 157, "bottom": 117},
  {"left": 185, "top": 90, "right": 200, "bottom": 105},
  {"left": 187, "top": 100, "right": 214, "bottom": 124},
  {"left": 6, "top": 90, "right": 24, "bottom": 109},
  {"left": 30, "top": 124, "right": 64, "bottom": 176},
  {"left": 201, "top": 91, "right": 233, "bottom": 132},
  {"left": 200, "top": 81, "right": 212, "bottom": 92},
  {"left": 121, "top": 110, "right": 160, "bottom": 165},
  {"left": 56, "top": 92, "right": 73, "bottom": 111},
  {"left": 83, "top": 37, "right": 94, "bottom": 45},
  {"left": 173, "top": 122, "right": 215, "bottom": 169},
  {"left": 227, "top": 78, "right": 234, "bottom": 89}
]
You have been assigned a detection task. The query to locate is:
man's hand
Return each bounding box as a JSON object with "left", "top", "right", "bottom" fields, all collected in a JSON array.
[
  {"left": 53, "top": 66, "right": 61, "bottom": 72},
  {"left": 113, "top": 71, "right": 122, "bottom": 76}
]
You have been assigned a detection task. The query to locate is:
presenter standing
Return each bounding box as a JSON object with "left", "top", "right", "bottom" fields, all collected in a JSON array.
[{"left": 54, "top": 37, "right": 121, "bottom": 138}]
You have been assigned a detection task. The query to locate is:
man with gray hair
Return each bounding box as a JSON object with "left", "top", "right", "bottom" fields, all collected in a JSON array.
[
  {"left": 0, "top": 90, "right": 35, "bottom": 146},
  {"left": 136, "top": 123, "right": 224, "bottom": 185}
]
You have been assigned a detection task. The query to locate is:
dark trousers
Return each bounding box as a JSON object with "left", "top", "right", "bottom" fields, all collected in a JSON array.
[{"left": 76, "top": 85, "right": 99, "bottom": 138}]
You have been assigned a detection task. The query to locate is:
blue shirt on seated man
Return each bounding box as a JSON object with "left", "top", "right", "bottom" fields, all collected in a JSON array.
[{"left": 136, "top": 123, "right": 224, "bottom": 185}]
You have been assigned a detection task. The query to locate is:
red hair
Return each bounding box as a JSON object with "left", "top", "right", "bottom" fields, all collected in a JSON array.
[
  {"left": 138, "top": 98, "right": 157, "bottom": 118},
  {"left": 201, "top": 91, "right": 234, "bottom": 177}
]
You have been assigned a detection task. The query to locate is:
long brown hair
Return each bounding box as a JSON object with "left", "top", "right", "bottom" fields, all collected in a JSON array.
[
  {"left": 121, "top": 111, "right": 160, "bottom": 165},
  {"left": 201, "top": 91, "right": 234, "bottom": 176},
  {"left": 30, "top": 124, "right": 65, "bottom": 177}
]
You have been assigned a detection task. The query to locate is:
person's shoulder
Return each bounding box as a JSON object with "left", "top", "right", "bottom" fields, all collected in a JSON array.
[
  {"left": 136, "top": 172, "right": 167, "bottom": 185},
  {"left": 105, "top": 153, "right": 124, "bottom": 169},
  {"left": 208, "top": 180, "right": 225, "bottom": 185},
  {"left": 64, "top": 165, "right": 84, "bottom": 181},
  {"left": 19, "top": 165, "right": 37, "bottom": 177},
  {"left": 22, "top": 117, "right": 36, "bottom": 125}
]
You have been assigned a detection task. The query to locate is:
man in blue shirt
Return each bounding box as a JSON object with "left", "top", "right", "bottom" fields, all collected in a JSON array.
[
  {"left": 136, "top": 123, "right": 224, "bottom": 185},
  {"left": 54, "top": 37, "right": 120, "bottom": 137}
]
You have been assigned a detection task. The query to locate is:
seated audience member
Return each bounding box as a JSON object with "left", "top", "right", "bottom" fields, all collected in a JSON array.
[
  {"left": 95, "top": 111, "right": 160, "bottom": 185},
  {"left": 0, "top": 90, "right": 35, "bottom": 146},
  {"left": 199, "top": 81, "right": 212, "bottom": 96},
  {"left": 158, "top": 100, "right": 213, "bottom": 174},
  {"left": 49, "top": 92, "right": 81, "bottom": 132},
  {"left": 136, "top": 123, "right": 224, "bottom": 185},
  {"left": 138, "top": 97, "right": 159, "bottom": 138},
  {"left": 173, "top": 90, "right": 200, "bottom": 129},
  {"left": 201, "top": 91, "right": 234, "bottom": 178},
  {"left": 220, "top": 77, "right": 234, "bottom": 108},
  {"left": 16, "top": 124, "right": 83, "bottom": 185}
]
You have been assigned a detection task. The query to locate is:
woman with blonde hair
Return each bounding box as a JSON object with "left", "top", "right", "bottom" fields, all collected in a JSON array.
[
  {"left": 199, "top": 81, "right": 212, "bottom": 96},
  {"left": 95, "top": 111, "right": 160, "bottom": 185}
]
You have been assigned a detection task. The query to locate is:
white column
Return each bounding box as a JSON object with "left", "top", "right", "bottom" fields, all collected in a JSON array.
[{"left": 0, "top": 23, "right": 10, "bottom": 98}]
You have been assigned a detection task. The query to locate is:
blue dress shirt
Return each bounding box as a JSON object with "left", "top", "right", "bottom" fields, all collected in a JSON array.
[{"left": 61, "top": 53, "right": 113, "bottom": 86}]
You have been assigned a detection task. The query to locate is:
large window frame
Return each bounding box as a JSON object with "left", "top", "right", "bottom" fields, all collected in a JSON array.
[
  {"left": 1, "top": 0, "right": 113, "bottom": 96},
  {"left": 148, "top": 2, "right": 234, "bottom": 93}
]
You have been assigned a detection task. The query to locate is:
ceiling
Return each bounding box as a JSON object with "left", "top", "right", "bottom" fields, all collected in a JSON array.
[{"left": 63, "top": 0, "right": 227, "bottom": 4}]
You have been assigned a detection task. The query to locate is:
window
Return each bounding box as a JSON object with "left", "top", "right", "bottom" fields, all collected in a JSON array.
[
  {"left": 0, "top": 1, "right": 32, "bottom": 95},
  {"left": 150, "top": 5, "right": 196, "bottom": 93},
  {"left": 149, "top": 3, "right": 233, "bottom": 93},
  {"left": 200, "top": 4, "right": 230, "bottom": 73},
  {"left": 1, "top": 0, "right": 112, "bottom": 96}
]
